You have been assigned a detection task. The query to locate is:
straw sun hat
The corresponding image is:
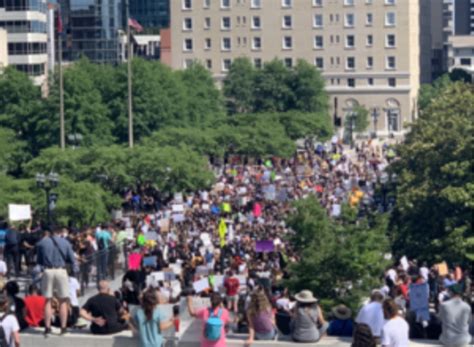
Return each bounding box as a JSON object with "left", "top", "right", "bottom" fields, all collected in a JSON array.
[
  {"left": 295, "top": 290, "right": 318, "bottom": 304},
  {"left": 332, "top": 304, "right": 352, "bottom": 320}
]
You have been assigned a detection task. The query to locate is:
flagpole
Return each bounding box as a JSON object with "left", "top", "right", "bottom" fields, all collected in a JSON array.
[
  {"left": 58, "top": 7, "right": 65, "bottom": 150},
  {"left": 126, "top": 0, "right": 133, "bottom": 148}
]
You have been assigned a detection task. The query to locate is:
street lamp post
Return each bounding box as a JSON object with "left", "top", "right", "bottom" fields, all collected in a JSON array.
[
  {"left": 371, "top": 107, "right": 379, "bottom": 139},
  {"left": 348, "top": 111, "right": 356, "bottom": 149},
  {"left": 35, "top": 172, "right": 60, "bottom": 227},
  {"left": 67, "top": 133, "right": 83, "bottom": 149}
]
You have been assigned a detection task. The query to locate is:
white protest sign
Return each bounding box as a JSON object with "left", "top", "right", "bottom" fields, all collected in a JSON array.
[
  {"left": 202, "top": 204, "right": 210, "bottom": 211},
  {"left": 400, "top": 256, "right": 409, "bottom": 271},
  {"left": 125, "top": 228, "right": 135, "bottom": 240},
  {"left": 145, "top": 232, "right": 158, "bottom": 241},
  {"left": 8, "top": 204, "right": 31, "bottom": 221},
  {"left": 152, "top": 271, "right": 165, "bottom": 281},
  {"left": 170, "top": 280, "right": 182, "bottom": 298},
  {"left": 200, "top": 233, "right": 212, "bottom": 246},
  {"left": 173, "top": 192, "right": 183, "bottom": 203},
  {"left": 193, "top": 278, "right": 210, "bottom": 293},
  {"left": 213, "top": 275, "right": 225, "bottom": 291},
  {"left": 172, "top": 204, "right": 184, "bottom": 213},
  {"left": 172, "top": 214, "right": 185, "bottom": 223},
  {"left": 191, "top": 297, "right": 211, "bottom": 311},
  {"left": 170, "top": 263, "right": 182, "bottom": 275}
]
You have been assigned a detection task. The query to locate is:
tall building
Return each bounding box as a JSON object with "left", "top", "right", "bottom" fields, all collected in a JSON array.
[
  {"left": 58, "top": 0, "right": 124, "bottom": 64},
  {"left": 167, "top": 0, "right": 421, "bottom": 136},
  {"left": 0, "top": 0, "right": 48, "bottom": 87},
  {"left": 0, "top": 28, "right": 7, "bottom": 68},
  {"left": 130, "top": 0, "right": 170, "bottom": 30}
]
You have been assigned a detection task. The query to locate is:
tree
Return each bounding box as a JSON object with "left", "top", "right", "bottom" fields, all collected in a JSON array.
[
  {"left": 0, "top": 174, "right": 37, "bottom": 219},
  {"left": 390, "top": 82, "right": 473, "bottom": 265},
  {"left": 277, "top": 111, "right": 333, "bottom": 141},
  {"left": 418, "top": 75, "right": 452, "bottom": 113},
  {"left": 449, "top": 68, "right": 472, "bottom": 84},
  {"left": 0, "top": 127, "right": 29, "bottom": 175},
  {"left": 286, "top": 196, "right": 389, "bottom": 312},
  {"left": 254, "top": 59, "right": 294, "bottom": 113},
  {"left": 289, "top": 59, "right": 328, "bottom": 113},
  {"left": 345, "top": 106, "right": 370, "bottom": 134},
  {"left": 223, "top": 57, "right": 256, "bottom": 114}
]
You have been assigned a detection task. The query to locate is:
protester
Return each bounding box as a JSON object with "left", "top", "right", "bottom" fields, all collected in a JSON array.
[
  {"left": 4, "top": 227, "right": 20, "bottom": 278},
  {"left": 4, "top": 281, "right": 27, "bottom": 331},
  {"left": 24, "top": 284, "right": 46, "bottom": 328},
  {"left": 327, "top": 304, "right": 353, "bottom": 337},
  {"left": 291, "top": 290, "right": 328, "bottom": 343},
  {"left": 80, "top": 280, "right": 128, "bottom": 335},
  {"left": 129, "top": 288, "right": 175, "bottom": 347},
  {"left": 439, "top": 284, "right": 472, "bottom": 347},
  {"left": 0, "top": 298, "right": 20, "bottom": 347},
  {"left": 187, "top": 292, "right": 230, "bottom": 347},
  {"left": 36, "top": 227, "right": 77, "bottom": 336},
  {"left": 355, "top": 289, "right": 384, "bottom": 342},
  {"left": 352, "top": 323, "right": 376, "bottom": 347},
  {"left": 245, "top": 288, "right": 277, "bottom": 345},
  {"left": 381, "top": 299, "right": 409, "bottom": 347}
]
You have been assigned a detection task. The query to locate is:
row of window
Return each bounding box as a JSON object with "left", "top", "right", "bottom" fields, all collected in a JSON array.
[
  {"left": 183, "top": 12, "right": 397, "bottom": 31},
  {"left": 182, "top": 0, "right": 396, "bottom": 10},
  {"left": 13, "top": 63, "right": 45, "bottom": 76},
  {"left": 8, "top": 42, "right": 47, "bottom": 55},
  {"left": 183, "top": 34, "right": 397, "bottom": 52},
  {"left": 0, "top": 0, "right": 46, "bottom": 12},
  {"left": 0, "top": 20, "right": 47, "bottom": 34}
]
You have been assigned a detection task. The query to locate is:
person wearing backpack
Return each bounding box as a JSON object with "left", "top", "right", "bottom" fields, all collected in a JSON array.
[
  {"left": 0, "top": 297, "right": 20, "bottom": 347},
  {"left": 95, "top": 224, "right": 113, "bottom": 281},
  {"left": 187, "top": 293, "right": 230, "bottom": 347}
]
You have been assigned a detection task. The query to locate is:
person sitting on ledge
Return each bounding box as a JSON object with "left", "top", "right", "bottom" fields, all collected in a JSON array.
[{"left": 80, "top": 280, "right": 128, "bottom": 335}]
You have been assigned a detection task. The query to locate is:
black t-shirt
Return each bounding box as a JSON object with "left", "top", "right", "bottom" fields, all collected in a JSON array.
[{"left": 82, "top": 293, "right": 124, "bottom": 334}]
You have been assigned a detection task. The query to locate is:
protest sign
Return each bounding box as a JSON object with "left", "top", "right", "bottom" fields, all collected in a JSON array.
[
  {"left": 125, "top": 228, "right": 135, "bottom": 240},
  {"left": 128, "top": 253, "right": 142, "bottom": 270},
  {"left": 173, "top": 192, "right": 183, "bottom": 203},
  {"left": 173, "top": 214, "right": 185, "bottom": 223},
  {"left": 202, "top": 204, "right": 210, "bottom": 211},
  {"left": 212, "top": 275, "right": 225, "bottom": 291},
  {"left": 172, "top": 204, "right": 184, "bottom": 213},
  {"left": 170, "top": 263, "right": 182, "bottom": 275},
  {"left": 400, "top": 256, "right": 409, "bottom": 271},
  {"left": 8, "top": 204, "right": 31, "bottom": 221},
  {"left": 170, "top": 280, "right": 182, "bottom": 297},
  {"left": 193, "top": 278, "right": 210, "bottom": 293},
  {"left": 191, "top": 297, "right": 211, "bottom": 311},
  {"left": 256, "top": 240, "right": 275, "bottom": 253},
  {"left": 200, "top": 232, "right": 211, "bottom": 246},
  {"left": 144, "top": 232, "right": 158, "bottom": 241},
  {"left": 165, "top": 272, "right": 176, "bottom": 281},
  {"left": 143, "top": 256, "right": 157, "bottom": 267},
  {"left": 159, "top": 218, "right": 170, "bottom": 232},
  {"left": 436, "top": 262, "right": 448, "bottom": 276},
  {"left": 196, "top": 265, "right": 209, "bottom": 276},
  {"left": 236, "top": 275, "right": 247, "bottom": 286}
]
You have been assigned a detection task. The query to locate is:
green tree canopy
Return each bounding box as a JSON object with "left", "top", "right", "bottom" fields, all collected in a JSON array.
[
  {"left": 390, "top": 82, "right": 474, "bottom": 265},
  {"left": 286, "top": 196, "right": 389, "bottom": 312},
  {"left": 223, "top": 57, "right": 256, "bottom": 114}
]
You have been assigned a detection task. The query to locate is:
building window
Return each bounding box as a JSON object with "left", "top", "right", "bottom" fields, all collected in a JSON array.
[
  {"left": 366, "top": 13, "right": 373, "bottom": 25},
  {"left": 346, "top": 57, "right": 355, "bottom": 69},
  {"left": 282, "top": 0, "right": 292, "bottom": 8},
  {"left": 204, "top": 38, "right": 211, "bottom": 49},
  {"left": 184, "top": 59, "right": 194, "bottom": 68},
  {"left": 184, "top": 38, "right": 193, "bottom": 51},
  {"left": 221, "top": 0, "right": 230, "bottom": 8},
  {"left": 206, "top": 59, "right": 212, "bottom": 69},
  {"left": 388, "top": 77, "right": 396, "bottom": 87},
  {"left": 346, "top": 35, "right": 355, "bottom": 48},
  {"left": 314, "top": 14, "right": 323, "bottom": 28},
  {"left": 315, "top": 57, "right": 324, "bottom": 69},
  {"left": 314, "top": 35, "right": 324, "bottom": 49},
  {"left": 252, "top": 16, "right": 261, "bottom": 29},
  {"left": 283, "top": 15, "right": 292, "bottom": 28},
  {"left": 368, "top": 77, "right": 374, "bottom": 85},
  {"left": 284, "top": 57, "right": 293, "bottom": 67},
  {"left": 183, "top": 18, "right": 193, "bottom": 30},
  {"left": 222, "top": 37, "right": 231, "bottom": 50},
  {"left": 283, "top": 36, "right": 292, "bottom": 49},
  {"left": 366, "top": 34, "right": 373, "bottom": 46},
  {"left": 344, "top": 0, "right": 354, "bottom": 6},
  {"left": 204, "top": 0, "right": 210, "bottom": 8},
  {"left": 345, "top": 14, "right": 355, "bottom": 27},
  {"left": 336, "top": 35, "right": 340, "bottom": 43},
  {"left": 313, "top": 0, "right": 323, "bottom": 6},
  {"left": 385, "top": 12, "right": 396, "bottom": 26},
  {"left": 222, "top": 17, "right": 231, "bottom": 29},
  {"left": 222, "top": 59, "right": 232, "bottom": 71},
  {"left": 460, "top": 58, "right": 472, "bottom": 65},
  {"left": 367, "top": 56, "right": 373, "bottom": 68},
  {"left": 251, "top": 0, "right": 262, "bottom": 8},
  {"left": 385, "top": 0, "right": 395, "bottom": 5},
  {"left": 252, "top": 37, "right": 262, "bottom": 50},
  {"left": 348, "top": 78, "right": 355, "bottom": 87},
  {"left": 183, "top": 0, "right": 192, "bottom": 10},
  {"left": 386, "top": 56, "right": 396, "bottom": 69},
  {"left": 386, "top": 34, "right": 396, "bottom": 47},
  {"left": 254, "top": 58, "right": 262, "bottom": 68},
  {"left": 204, "top": 17, "right": 211, "bottom": 29}
]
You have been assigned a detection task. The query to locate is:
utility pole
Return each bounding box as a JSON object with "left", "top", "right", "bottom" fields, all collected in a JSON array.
[
  {"left": 58, "top": 6, "right": 65, "bottom": 150},
  {"left": 126, "top": 0, "right": 134, "bottom": 148}
]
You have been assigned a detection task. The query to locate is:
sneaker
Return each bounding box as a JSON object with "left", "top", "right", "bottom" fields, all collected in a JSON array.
[
  {"left": 44, "top": 327, "right": 52, "bottom": 337},
  {"left": 59, "top": 327, "right": 68, "bottom": 336}
]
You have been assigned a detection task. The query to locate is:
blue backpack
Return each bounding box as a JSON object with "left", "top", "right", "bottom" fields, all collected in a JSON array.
[{"left": 204, "top": 308, "right": 223, "bottom": 341}]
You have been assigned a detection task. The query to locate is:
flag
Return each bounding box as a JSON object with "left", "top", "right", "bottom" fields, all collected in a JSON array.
[
  {"left": 56, "top": 8, "right": 63, "bottom": 33},
  {"left": 218, "top": 218, "right": 227, "bottom": 247},
  {"left": 128, "top": 18, "right": 143, "bottom": 32}
]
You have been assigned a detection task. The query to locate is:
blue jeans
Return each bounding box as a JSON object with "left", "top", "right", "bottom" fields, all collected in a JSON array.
[{"left": 255, "top": 328, "right": 277, "bottom": 340}]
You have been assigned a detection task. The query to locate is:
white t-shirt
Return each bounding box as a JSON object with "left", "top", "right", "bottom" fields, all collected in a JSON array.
[
  {"left": 419, "top": 266, "right": 429, "bottom": 281},
  {"left": 0, "top": 261, "right": 7, "bottom": 275},
  {"left": 356, "top": 301, "right": 384, "bottom": 337},
  {"left": 0, "top": 314, "right": 19, "bottom": 347},
  {"left": 69, "top": 277, "right": 80, "bottom": 307},
  {"left": 381, "top": 316, "right": 409, "bottom": 347}
]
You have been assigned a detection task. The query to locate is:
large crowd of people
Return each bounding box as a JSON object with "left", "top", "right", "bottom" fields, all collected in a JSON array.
[{"left": 0, "top": 138, "right": 471, "bottom": 347}]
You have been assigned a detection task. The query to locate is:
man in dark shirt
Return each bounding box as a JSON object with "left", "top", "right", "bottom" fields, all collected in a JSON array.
[
  {"left": 80, "top": 280, "right": 127, "bottom": 335},
  {"left": 36, "top": 227, "right": 76, "bottom": 336}
]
